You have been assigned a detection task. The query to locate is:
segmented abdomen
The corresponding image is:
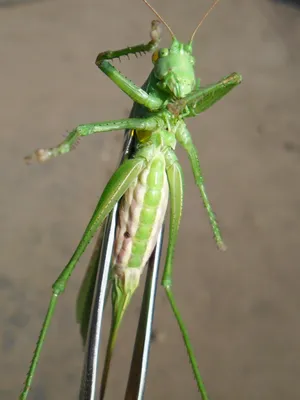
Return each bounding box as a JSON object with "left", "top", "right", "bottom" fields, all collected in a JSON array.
[{"left": 112, "top": 153, "right": 168, "bottom": 280}]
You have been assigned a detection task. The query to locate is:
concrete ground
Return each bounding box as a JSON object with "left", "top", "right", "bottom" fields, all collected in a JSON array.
[{"left": 1, "top": 0, "right": 300, "bottom": 399}]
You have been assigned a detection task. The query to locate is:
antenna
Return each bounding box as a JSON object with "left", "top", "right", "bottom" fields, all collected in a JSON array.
[
  {"left": 142, "top": 0, "right": 175, "bottom": 38},
  {"left": 189, "top": 0, "right": 221, "bottom": 43}
]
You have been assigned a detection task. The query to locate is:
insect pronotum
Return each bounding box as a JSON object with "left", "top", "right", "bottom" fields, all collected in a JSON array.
[{"left": 20, "top": 0, "right": 242, "bottom": 399}]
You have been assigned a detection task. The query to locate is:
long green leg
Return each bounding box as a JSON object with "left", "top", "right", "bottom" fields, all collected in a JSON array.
[
  {"left": 25, "top": 116, "right": 160, "bottom": 163},
  {"left": 168, "top": 72, "right": 242, "bottom": 117},
  {"left": 96, "top": 21, "right": 165, "bottom": 111},
  {"left": 176, "top": 126, "right": 225, "bottom": 251},
  {"left": 19, "top": 157, "right": 146, "bottom": 400},
  {"left": 170, "top": 73, "right": 241, "bottom": 248},
  {"left": 163, "top": 150, "right": 209, "bottom": 400}
]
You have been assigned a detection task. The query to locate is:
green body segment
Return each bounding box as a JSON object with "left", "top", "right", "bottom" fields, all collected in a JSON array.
[{"left": 113, "top": 151, "right": 168, "bottom": 274}]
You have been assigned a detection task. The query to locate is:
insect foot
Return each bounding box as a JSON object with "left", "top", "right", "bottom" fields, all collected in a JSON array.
[
  {"left": 24, "top": 149, "right": 52, "bottom": 164},
  {"left": 150, "top": 20, "right": 162, "bottom": 43}
]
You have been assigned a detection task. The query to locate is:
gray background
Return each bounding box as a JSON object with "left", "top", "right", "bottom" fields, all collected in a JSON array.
[{"left": 1, "top": 0, "right": 300, "bottom": 399}]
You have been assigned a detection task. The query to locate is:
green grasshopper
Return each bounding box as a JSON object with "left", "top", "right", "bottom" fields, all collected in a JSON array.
[{"left": 20, "top": 0, "right": 242, "bottom": 398}]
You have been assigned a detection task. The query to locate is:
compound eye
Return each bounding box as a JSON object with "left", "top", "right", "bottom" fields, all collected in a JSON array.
[
  {"left": 152, "top": 50, "right": 159, "bottom": 63},
  {"left": 159, "top": 48, "right": 169, "bottom": 57}
]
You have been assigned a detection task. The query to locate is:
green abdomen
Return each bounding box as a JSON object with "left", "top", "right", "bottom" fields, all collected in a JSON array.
[{"left": 112, "top": 153, "right": 168, "bottom": 278}]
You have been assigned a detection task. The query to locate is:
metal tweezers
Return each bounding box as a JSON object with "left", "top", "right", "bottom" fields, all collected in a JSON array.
[{"left": 79, "top": 130, "right": 164, "bottom": 400}]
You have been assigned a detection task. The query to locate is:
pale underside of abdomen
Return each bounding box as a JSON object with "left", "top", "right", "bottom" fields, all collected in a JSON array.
[{"left": 112, "top": 154, "right": 169, "bottom": 281}]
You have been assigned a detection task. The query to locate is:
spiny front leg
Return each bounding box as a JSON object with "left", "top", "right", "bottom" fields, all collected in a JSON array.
[
  {"left": 96, "top": 20, "right": 161, "bottom": 63},
  {"left": 95, "top": 21, "right": 164, "bottom": 111},
  {"left": 168, "top": 72, "right": 242, "bottom": 117},
  {"left": 24, "top": 116, "right": 160, "bottom": 163}
]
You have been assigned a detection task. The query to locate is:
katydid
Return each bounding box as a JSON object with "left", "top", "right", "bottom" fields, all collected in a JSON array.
[{"left": 20, "top": 0, "right": 242, "bottom": 398}]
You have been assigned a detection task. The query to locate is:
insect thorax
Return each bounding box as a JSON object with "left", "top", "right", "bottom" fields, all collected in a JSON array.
[
  {"left": 136, "top": 128, "right": 176, "bottom": 151},
  {"left": 136, "top": 111, "right": 186, "bottom": 152}
]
